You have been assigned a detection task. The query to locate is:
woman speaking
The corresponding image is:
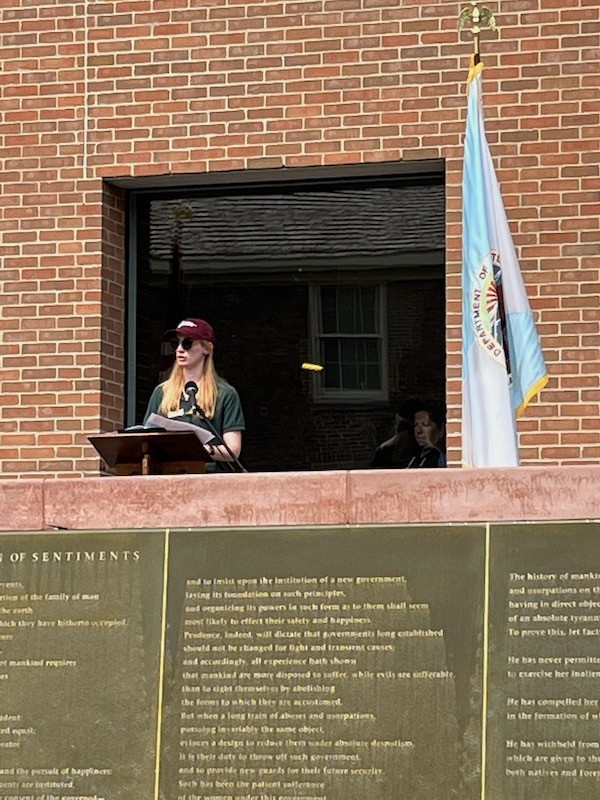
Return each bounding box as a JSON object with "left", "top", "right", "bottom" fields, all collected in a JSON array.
[{"left": 144, "top": 318, "right": 245, "bottom": 472}]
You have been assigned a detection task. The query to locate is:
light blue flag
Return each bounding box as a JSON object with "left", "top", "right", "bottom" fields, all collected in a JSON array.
[{"left": 462, "top": 60, "right": 548, "bottom": 468}]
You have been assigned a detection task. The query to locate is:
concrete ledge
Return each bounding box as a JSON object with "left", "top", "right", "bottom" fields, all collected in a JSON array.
[
  {"left": 41, "top": 471, "right": 348, "bottom": 531},
  {"left": 348, "top": 465, "right": 600, "bottom": 524},
  {"left": 0, "top": 466, "right": 598, "bottom": 532},
  {"left": 0, "top": 481, "right": 45, "bottom": 531}
]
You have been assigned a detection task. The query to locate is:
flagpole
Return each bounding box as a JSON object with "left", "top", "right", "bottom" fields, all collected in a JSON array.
[
  {"left": 459, "top": 0, "right": 548, "bottom": 471},
  {"left": 458, "top": 0, "right": 497, "bottom": 63}
]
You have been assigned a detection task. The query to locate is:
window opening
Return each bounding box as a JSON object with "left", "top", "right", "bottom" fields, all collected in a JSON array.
[{"left": 127, "top": 165, "right": 445, "bottom": 471}]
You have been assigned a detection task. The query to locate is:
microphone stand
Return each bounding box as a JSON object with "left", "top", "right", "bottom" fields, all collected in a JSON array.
[{"left": 191, "top": 402, "right": 247, "bottom": 473}]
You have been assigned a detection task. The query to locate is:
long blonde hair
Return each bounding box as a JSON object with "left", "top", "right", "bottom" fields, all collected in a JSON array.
[{"left": 159, "top": 340, "right": 219, "bottom": 419}]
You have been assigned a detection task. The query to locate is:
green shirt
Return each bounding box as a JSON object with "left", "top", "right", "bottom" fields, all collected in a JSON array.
[{"left": 144, "top": 379, "right": 245, "bottom": 473}]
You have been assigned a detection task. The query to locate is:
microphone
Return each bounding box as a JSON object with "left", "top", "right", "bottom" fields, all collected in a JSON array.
[
  {"left": 183, "top": 380, "right": 247, "bottom": 473},
  {"left": 185, "top": 381, "right": 198, "bottom": 402}
]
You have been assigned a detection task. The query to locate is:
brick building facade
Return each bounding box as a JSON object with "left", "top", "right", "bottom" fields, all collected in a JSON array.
[{"left": 0, "top": 0, "right": 598, "bottom": 478}]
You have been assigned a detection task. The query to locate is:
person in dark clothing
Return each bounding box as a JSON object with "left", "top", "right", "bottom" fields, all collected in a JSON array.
[
  {"left": 370, "top": 399, "right": 446, "bottom": 469},
  {"left": 144, "top": 317, "right": 244, "bottom": 472},
  {"left": 408, "top": 402, "right": 446, "bottom": 468},
  {"left": 369, "top": 412, "right": 417, "bottom": 469}
]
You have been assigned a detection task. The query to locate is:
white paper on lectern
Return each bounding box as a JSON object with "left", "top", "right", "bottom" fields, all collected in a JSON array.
[{"left": 146, "top": 413, "right": 213, "bottom": 445}]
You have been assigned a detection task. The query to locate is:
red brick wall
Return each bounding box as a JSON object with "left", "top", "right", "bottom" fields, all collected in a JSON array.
[{"left": 0, "top": 0, "right": 598, "bottom": 477}]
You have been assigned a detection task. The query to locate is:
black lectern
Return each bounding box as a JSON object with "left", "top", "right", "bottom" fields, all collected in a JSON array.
[{"left": 88, "top": 431, "right": 211, "bottom": 475}]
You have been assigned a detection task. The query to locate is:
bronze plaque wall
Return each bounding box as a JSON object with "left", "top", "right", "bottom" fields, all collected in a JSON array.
[
  {"left": 487, "top": 523, "right": 600, "bottom": 799},
  {"left": 1, "top": 522, "right": 598, "bottom": 800},
  {"left": 160, "top": 526, "right": 485, "bottom": 800},
  {"left": 0, "top": 531, "right": 165, "bottom": 799}
]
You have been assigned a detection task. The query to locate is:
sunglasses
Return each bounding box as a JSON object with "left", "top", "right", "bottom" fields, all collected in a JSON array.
[{"left": 169, "top": 337, "right": 195, "bottom": 352}]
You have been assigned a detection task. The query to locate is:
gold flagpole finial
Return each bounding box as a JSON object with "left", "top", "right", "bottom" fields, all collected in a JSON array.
[{"left": 458, "top": 1, "right": 497, "bottom": 60}]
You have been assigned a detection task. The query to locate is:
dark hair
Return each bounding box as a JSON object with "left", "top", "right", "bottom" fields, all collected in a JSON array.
[{"left": 412, "top": 399, "right": 446, "bottom": 429}]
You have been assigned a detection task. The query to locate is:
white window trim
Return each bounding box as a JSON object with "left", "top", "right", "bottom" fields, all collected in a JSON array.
[{"left": 309, "top": 283, "right": 388, "bottom": 404}]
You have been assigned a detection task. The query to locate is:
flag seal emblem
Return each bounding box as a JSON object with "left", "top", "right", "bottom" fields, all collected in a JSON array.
[{"left": 471, "top": 250, "right": 504, "bottom": 365}]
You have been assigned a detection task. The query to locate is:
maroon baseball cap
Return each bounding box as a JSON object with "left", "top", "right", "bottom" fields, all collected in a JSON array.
[{"left": 165, "top": 318, "right": 215, "bottom": 343}]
